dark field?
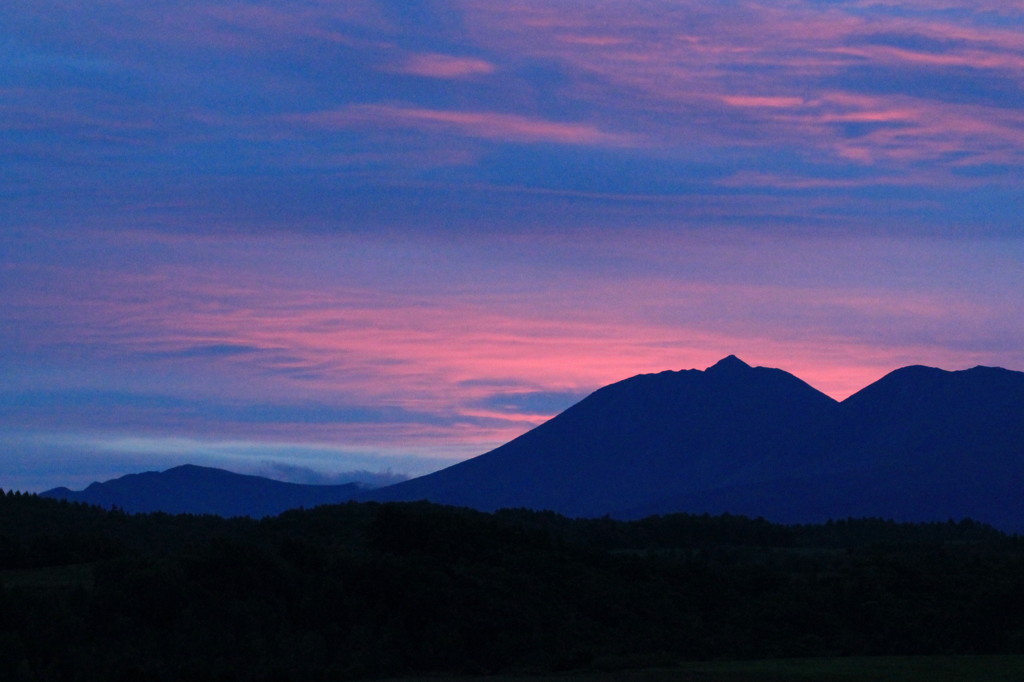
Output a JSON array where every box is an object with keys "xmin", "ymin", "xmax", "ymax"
[{"xmin": 386, "ymin": 656, "xmax": 1024, "ymax": 682}]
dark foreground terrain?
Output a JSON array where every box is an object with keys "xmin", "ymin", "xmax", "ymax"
[
  {"xmin": 385, "ymin": 656, "xmax": 1024, "ymax": 682},
  {"xmin": 3, "ymin": 491, "xmax": 1024, "ymax": 681},
  {"xmin": 382, "ymin": 655, "xmax": 1024, "ymax": 679}
]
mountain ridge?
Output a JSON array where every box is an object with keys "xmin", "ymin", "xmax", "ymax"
[
  {"xmin": 40, "ymin": 357, "xmax": 1024, "ymax": 530},
  {"xmin": 362, "ymin": 356, "xmax": 1024, "ymax": 530},
  {"xmin": 42, "ymin": 464, "xmax": 364, "ymax": 517},
  {"xmin": 362, "ymin": 356, "xmax": 838, "ymax": 515}
]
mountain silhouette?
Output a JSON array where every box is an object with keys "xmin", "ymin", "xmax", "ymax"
[
  {"xmin": 364, "ymin": 356, "xmax": 836, "ymax": 516},
  {"xmin": 364, "ymin": 356, "xmax": 1024, "ymax": 531},
  {"xmin": 41, "ymin": 464, "xmax": 363, "ymax": 517},
  {"xmin": 41, "ymin": 358, "xmax": 1024, "ymax": 529}
]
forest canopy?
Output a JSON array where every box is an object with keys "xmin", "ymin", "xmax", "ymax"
[{"xmin": 2, "ymin": 491, "xmax": 1023, "ymax": 681}]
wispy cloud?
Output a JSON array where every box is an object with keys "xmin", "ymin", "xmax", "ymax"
[
  {"xmin": 254, "ymin": 461, "xmax": 408, "ymax": 487},
  {"xmin": 388, "ymin": 52, "xmax": 496, "ymax": 78},
  {"xmin": 721, "ymin": 96, "xmax": 808, "ymax": 109},
  {"xmin": 459, "ymin": 0, "xmax": 1024, "ymax": 174},
  {"xmin": 7, "ymin": 229, "xmax": 1020, "ymax": 412},
  {"xmin": 285, "ymin": 104, "xmax": 636, "ymax": 146}
]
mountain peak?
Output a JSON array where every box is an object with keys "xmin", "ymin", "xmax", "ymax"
[{"xmin": 706, "ymin": 355, "xmax": 751, "ymax": 372}]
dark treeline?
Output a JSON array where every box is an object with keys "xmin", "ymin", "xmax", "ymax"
[{"xmin": 2, "ymin": 490, "xmax": 1024, "ymax": 681}]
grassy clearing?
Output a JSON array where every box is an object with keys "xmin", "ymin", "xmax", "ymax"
[{"xmin": 382, "ymin": 656, "xmax": 1024, "ymax": 682}]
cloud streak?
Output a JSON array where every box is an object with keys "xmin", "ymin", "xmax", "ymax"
[
  {"xmin": 286, "ymin": 105, "xmax": 635, "ymax": 146},
  {"xmin": 389, "ymin": 52, "xmax": 496, "ymax": 78},
  {"xmin": 458, "ymin": 0, "xmax": 1024, "ymax": 177}
]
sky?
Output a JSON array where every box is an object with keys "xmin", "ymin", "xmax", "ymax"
[{"xmin": 3, "ymin": 0, "xmax": 1024, "ymax": 492}]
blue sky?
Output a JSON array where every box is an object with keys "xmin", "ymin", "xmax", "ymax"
[{"xmin": 3, "ymin": 0, "xmax": 1024, "ymax": 491}]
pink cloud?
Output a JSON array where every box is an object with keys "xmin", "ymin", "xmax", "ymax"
[
  {"xmin": 286, "ymin": 105, "xmax": 636, "ymax": 146},
  {"xmin": 458, "ymin": 1, "xmax": 1024, "ymax": 169},
  {"xmin": 19, "ymin": 0, "xmax": 1024, "ymax": 179},
  {"xmin": 8, "ymin": 224, "xmax": 1024, "ymax": 470},
  {"xmin": 390, "ymin": 52, "xmax": 496, "ymax": 78},
  {"xmin": 832, "ymin": 44, "xmax": 1024, "ymax": 70},
  {"xmin": 722, "ymin": 95, "xmax": 807, "ymax": 109},
  {"xmin": 557, "ymin": 35, "xmax": 634, "ymax": 47},
  {"xmin": 16, "ymin": 229, "xmax": 1020, "ymax": 400},
  {"xmin": 815, "ymin": 95, "xmax": 1024, "ymax": 164}
]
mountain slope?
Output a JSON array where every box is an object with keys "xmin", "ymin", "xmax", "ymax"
[
  {"xmin": 365, "ymin": 356, "xmax": 1024, "ymax": 530},
  {"xmin": 41, "ymin": 464, "xmax": 362, "ymax": 517},
  {"xmin": 365, "ymin": 356, "xmax": 839, "ymax": 517},
  {"xmin": 825, "ymin": 363, "xmax": 1024, "ymax": 527}
]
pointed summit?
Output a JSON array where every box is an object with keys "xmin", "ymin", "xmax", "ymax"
[
  {"xmin": 365, "ymin": 354, "xmax": 836, "ymax": 517},
  {"xmin": 706, "ymin": 355, "xmax": 751, "ymax": 372}
]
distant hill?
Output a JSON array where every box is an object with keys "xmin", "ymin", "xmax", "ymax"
[
  {"xmin": 363, "ymin": 356, "xmax": 1024, "ymax": 531},
  {"xmin": 41, "ymin": 464, "xmax": 363, "ymax": 517}
]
